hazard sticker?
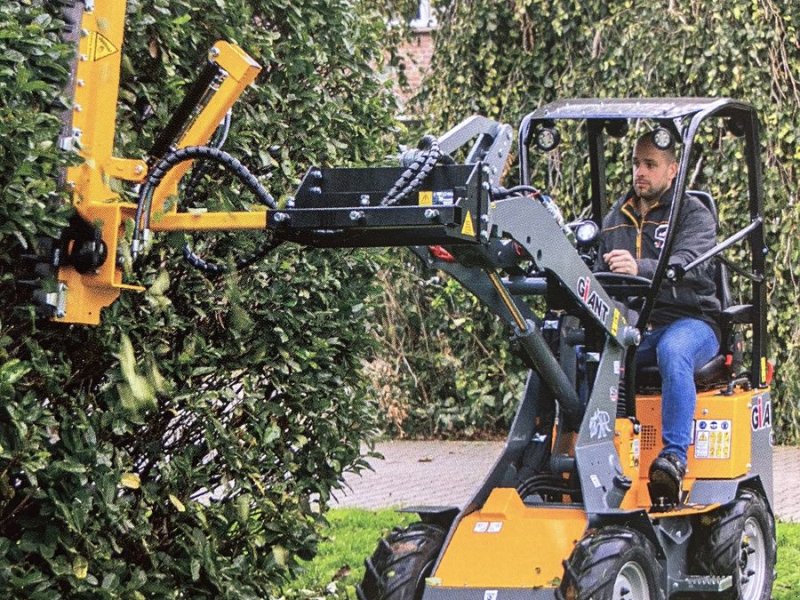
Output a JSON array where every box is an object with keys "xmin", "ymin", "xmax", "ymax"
[
  {"xmin": 461, "ymin": 211, "xmax": 476, "ymax": 236},
  {"xmin": 694, "ymin": 419, "xmax": 732, "ymax": 459},
  {"xmin": 86, "ymin": 31, "xmax": 118, "ymax": 61},
  {"xmin": 418, "ymin": 191, "xmax": 433, "ymax": 206}
]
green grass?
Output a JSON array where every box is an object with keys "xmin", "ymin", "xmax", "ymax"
[
  {"xmin": 278, "ymin": 510, "xmax": 800, "ymax": 598},
  {"xmin": 776, "ymin": 521, "xmax": 800, "ymax": 599}
]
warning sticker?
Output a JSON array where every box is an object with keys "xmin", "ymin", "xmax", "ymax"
[
  {"xmin": 86, "ymin": 31, "xmax": 118, "ymax": 61},
  {"xmin": 461, "ymin": 211, "xmax": 476, "ymax": 236},
  {"xmin": 418, "ymin": 191, "xmax": 433, "ymax": 206},
  {"xmin": 694, "ymin": 419, "xmax": 732, "ymax": 459}
]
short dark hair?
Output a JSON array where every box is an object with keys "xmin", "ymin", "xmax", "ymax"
[{"xmin": 635, "ymin": 131, "xmax": 677, "ymax": 163}]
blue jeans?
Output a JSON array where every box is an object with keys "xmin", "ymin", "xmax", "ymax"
[{"xmin": 636, "ymin": 318, "xmax": 720, "ymax": 464}]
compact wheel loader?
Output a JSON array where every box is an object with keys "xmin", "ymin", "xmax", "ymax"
[
  {"xmin": 40, "ymin": 2, "xmax": 774, "ymax": 599},
  {"xmin": 350, "ymin": 99, "xmax": 775, "ymax": 600}
]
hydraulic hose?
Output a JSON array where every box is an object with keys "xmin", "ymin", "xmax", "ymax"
[{"xmin": 132, "ymin": 145, "xmax": 278, "ymax": 274}]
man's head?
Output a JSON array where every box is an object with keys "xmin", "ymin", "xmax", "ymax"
[{"xmin": 632, "ymin": 132, "xmax": 678, "ymax": 201}]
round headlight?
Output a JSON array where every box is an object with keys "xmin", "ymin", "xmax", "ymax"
[
  {"xmin": 651, "ymin": 127, "xmax": 674, "ymax": 150},
  {"xmin": 534, "ymin": 127, "xmax": 561, "ymax": 152},
  {"xmin": 574, "ymin": 220, "xmax": 599, "ymax": 246}
]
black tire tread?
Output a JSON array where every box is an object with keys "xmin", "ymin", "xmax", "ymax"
[
  {"xmin": 691, "ymin": 489, "xmax": 776, "ymax": 600},
  {"xmin": 357, "ymin": 522, "xmax": 446, "ymax": 600},
  {"xmin": 558, "ymin": 526, "xmax": 665, "ymax": 600}
]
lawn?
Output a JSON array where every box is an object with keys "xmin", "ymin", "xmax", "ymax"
[{"xmin": 275, "ymin": 509, "xmax": 800, "ymax": 599}]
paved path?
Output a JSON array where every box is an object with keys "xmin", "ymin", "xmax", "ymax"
[{"xmin": 333, "ymin": 441, "xmax": 800, "ymax": 522}]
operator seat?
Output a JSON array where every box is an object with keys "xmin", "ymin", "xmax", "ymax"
[{"xmin": 635, "ymin": 191, "xmax": 751, "ymax": 393}]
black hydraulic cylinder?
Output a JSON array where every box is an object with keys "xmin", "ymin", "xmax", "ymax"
[
  {"xmin": 148, "ymin": 61, "xmax": 223, "ymax": 163},
  {"xmin": 513, "ymin": 319, "xmax": 582, "ymax": 419}
]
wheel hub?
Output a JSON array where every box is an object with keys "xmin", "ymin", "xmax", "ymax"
[
  {"xmin": 738, "ymin": 516, "xmax": 767, "ymax": 600},
  {"xmin": 613, "ymin": 560, "xmax": 650, "ymax": 600}
]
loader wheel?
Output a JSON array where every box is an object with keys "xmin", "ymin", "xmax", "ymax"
[
  {"xmin": 692, "ymin": 489, "xmax": 776, "ymax": 600},
  {"xmin": 558, "ymin": 526, "xmax": 664, "ymax": 600},
  {"xmin": 357, "ymin": 522, "xmax": 446, "ymax": 600}
]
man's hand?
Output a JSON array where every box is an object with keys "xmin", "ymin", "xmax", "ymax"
[{"xmin": 603, "ymin": 249, "xmax": 639, "ymax": 275}]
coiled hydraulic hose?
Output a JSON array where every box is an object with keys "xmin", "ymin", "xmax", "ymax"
[
  {"xmin": 133, "ymin": 145, "xmax": 278, "ymax": 275},
  {"xmin": 381, "ymin": 136, "xmax": 442, "ymax": 206}
]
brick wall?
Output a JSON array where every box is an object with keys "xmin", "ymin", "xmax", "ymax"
[{"xmin": 394, "ymin": 27, "xmax": 435, "ymax": 114}]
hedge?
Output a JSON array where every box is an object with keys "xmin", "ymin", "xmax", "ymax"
[{"xmin": 0, "ymin": 0, "xmax": 402, "ymax": 596}]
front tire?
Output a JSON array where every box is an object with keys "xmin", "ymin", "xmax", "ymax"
[
  {"xmin": 558, "ymin": 526, "xmax": 665, "ymax": 600},
  {"xmin": 692, "ymin": 489, "xmax": 776, "ymax": 600},
  {"xmin": 357, "ymin": 522, "xmax": 446, "ymax": 600}
]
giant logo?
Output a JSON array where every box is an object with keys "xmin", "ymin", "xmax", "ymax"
[
  {"xmin": 577, "ymin": 277, "xmax": 610, "ymax": 322},
  {"xmin": 751, "ymin": 394, "xmax": 772, "ymax": 431}
]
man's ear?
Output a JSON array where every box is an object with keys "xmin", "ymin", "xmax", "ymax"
[{"xmin": 667, "ymin": 161, "xmax": 678, "ymax": 180}]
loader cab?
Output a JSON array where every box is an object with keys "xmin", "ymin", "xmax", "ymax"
[{"xmin": 517, "ymin": 98, "xmax": 770, "ymax": 398}]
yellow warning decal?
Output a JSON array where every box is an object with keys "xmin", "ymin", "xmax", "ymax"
[
  {"xmin": 86, "ymin": 31, "xmax": 118, "ymax": 62},
  {"xmin": 461, "ymin": 211, "xmax": 476, "ymax": 237},
  {"xmin": 611, "ymin": 308, "xmax": 620, "ymax": 336},
  {"xmin": 418, "ymin": 191, "xmax": 433, "ymax": 206}
]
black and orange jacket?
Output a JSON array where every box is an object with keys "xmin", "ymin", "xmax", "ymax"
[{"xmin": 597, "ymin": 186, "xmax": 721, "ymax": 339}]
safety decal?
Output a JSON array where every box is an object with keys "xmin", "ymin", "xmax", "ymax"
[
  {"xmin": 589, "ymin": 408, "xmax": 612, "ymax": 440},
  {"xmin": 484, "ymin": 591, "xmax": 498, "ymax": 600},
  {"xmin": 86, "ymin": 31, "xmax": 118, "ymax": 62},
  {"xmin": 611, "ymin": 308, "xmax": 621, "ymax": 336},
  {"xmin": 609, "ymin": 386, "xmax": 618, "ymax": 403},
  {"xmin": 418, "ymin": 191, "xmax": 433, "ymax": 206},
  {"xmin": 473, "ymin": 521, "xmax": 503, "ymax": 533},
  {"xmin": 630, "ymin": 438, "xmax": 640, "ymax": 468},
  {"xmin": 694, "ymin": 419, "xmax": 731, "ymax": 459},
  {"xmin": 461, "ymin": 211, "xmax": 476, "ymax": 236},
  {"xmin": 577, "ymin": 277, "xmax": 610, "ymax": 322},
  {"xmin": 751, "ymin": 394, "xmax": 772, "ymax": 431}
]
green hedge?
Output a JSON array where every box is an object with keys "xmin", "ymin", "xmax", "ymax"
[
  {"xmin": 379, "ymin": 0, "xmax": 800, "ymax": 441},
  {"xmin": 0, "ymin": 1, "xmax": 401, "ymax": 596}
]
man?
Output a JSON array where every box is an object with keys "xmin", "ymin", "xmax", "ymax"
[{"xmin": 598, "ymin": 131, "xmax": 720, "ymax": 505}]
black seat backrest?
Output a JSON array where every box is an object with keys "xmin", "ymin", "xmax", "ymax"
[{"xmin": 686, "ymin": 190, "xmax": 731, "ymax": 310}]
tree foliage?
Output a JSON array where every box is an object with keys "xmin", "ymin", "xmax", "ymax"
[
  {"xmin": 390, "ymin": 0, "xmax": 800, "ymax": 441},
  {"xmin": 0, "ymin": 0, "xmax": 401, "ymax": 596}
]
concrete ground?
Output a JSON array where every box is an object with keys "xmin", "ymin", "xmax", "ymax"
[{"xmin": 333, "ymin": 441, "xmax": 800, "ymax": 522}]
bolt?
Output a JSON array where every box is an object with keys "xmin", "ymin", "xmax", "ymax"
[
  {"xmin": 492, "ymin": 166, "xmax": 498, "ymax": 175},
  {"xmin": 286, "ymin": 196, "xmax": 296, "ymax": 208},
  {"xmin": 73, "ymin": 104, "xmax": 82, "ymax": 112},
  {"xmin": 81, "ymin": 29, "xmax": 89, "ymax": 37},
  {"xmin": 273, "ymin": 212, "xmax": 290, "ymax": 223},
  {"xmin": 424, "ymin": 209, "xmax": 440, "ymax": 220},
  {"xmin": 480, "ymin": 230, "xmax": 490, "ymax": 242},
  {"xmin": 134, "ymin": 165, "xmax": 144, "ymax": 175},
  {"xmin": 77, "ymin": 79, "xmax": 85, "ymax": 87},
  {"xmin": 480, "ymin": 215, "xmax": 489, "ymax": 223},
  {"xmin": 497, "ymin": 149, "xmax": 503, "ymax": 157},
  {"xmin": 482, "ymin": 166, "xmax": 492, "ymax": 176},
  {"xmin": 80, "ymin": 54, "xmax": 88, "ymax": 62},
  {"xmin": 209, "ymin": 47, "xmax": 221, "ymax": 59},
  {"xmin": 360, "ymin": 194, "xmax": 370, "ymax": 206},
  {"xmin": 482, "ymin": 182, "xmax": 491, "ymax": 191},
  {"xmin": 349, "ymin": 210, "xmax": 365, "ymax": 222}
]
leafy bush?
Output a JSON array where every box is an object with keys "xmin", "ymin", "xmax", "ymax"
[
  {"xmin": 400, "ymin": 0, "xmax": 800, "ymax": 442},
  {"xmin": 0, "ymin": 0, "xmax": 402, "ymax": 596}
]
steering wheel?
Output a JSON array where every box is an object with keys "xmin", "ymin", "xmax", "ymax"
[{"xmin": 594, "ymin": 272, "xmax": 652, "ymax": 299}]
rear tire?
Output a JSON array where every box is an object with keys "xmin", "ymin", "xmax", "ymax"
[
  {"xmin": 558, "ymin": 526, "xmax": 665, "ymax": 600},
  {"xmin": 692, "ymin": 489, "xmax": 776, "ymax": 600},
  {"xmin": 357, "ymin": 522, "xmax": 446, "ymax": 600}
]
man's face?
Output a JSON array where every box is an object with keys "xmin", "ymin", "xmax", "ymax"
[{"xmin": 632, "ymin": 142, "xmax": 677, "ymax": 201}]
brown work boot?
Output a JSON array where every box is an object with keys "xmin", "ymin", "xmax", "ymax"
[{"xmin": 648, "ymin": 453, "xmax": 686, "ymax": 509}]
